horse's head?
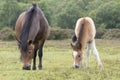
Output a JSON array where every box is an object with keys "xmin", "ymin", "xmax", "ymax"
[
  {"xmin": 19, "ymin": 40, "xmax": 35, "ymax": 70},
  {"xmin": 71, "ymin": 43, "xmax": 83, "ymax": 68}
]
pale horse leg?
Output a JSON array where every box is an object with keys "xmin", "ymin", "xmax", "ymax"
[
  {"xmin": 86, "ymin": 40, "xmax": 103, "ymax": 69},
  {"xmin": 86, "ymin": 43, "xmax": 91, "ymax": 69}
]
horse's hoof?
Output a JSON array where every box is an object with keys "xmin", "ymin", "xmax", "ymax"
[
  {"xmin": 22, "ymin": 65, "xmax": 31, "ymax": 70},
  {"xmin": 38, "ymin": 65, "xmax": 42, "ymax": 70},
  {"xmin": 39, "ymin": 67, "xmax": 42, "ymax": 70},
  {"xmin": 38, "ymin": 67, "xmax": 42, "ymax": 70},
  {"xmin": 32, "ymin": 67, "xmax": 36, "ymax": 70}
]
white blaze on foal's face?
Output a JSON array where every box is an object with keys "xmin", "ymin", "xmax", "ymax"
[
  {"xmin": 71, "ymin": 43, "xmax": 83, "ymax": 68},
  {"xmin": 73, "ymin": 51, "xmax": 78, "ymax": 58},
  {"xmin": 72, "ymin": 50, "xmax": 82, "ymax": 68}
]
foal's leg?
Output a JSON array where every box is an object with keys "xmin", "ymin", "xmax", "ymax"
[
  {"xmin": 38, "ymin": 39, "xmax": 45, "ymax": 70},
  {"xmin": 80, "ymin": 53, "xmax": 84, "ymax": 68},
  {"xmin": 86, "ymin": 43, "xmax": 91, "ymax": 69},
  {"xmin": 32, "ymin": 49, "xmax": 37, "ymax": 70},
  {"xmin": 91, "ymin": 40, "xmax": 103, "ymax": 69}
]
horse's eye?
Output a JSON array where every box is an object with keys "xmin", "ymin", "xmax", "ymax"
[
  {"xmin": 28, "ymin": 50, "xmax": 32, "ymax": 54},
  {"xmin": 78, "ymin": 55, "xmax": 80, "ymax": 57},
  {"xmin": 28, "ymin": 52, "xmax": 31, "ymax": 54}
]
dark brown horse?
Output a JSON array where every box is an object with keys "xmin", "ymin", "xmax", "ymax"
[{"xmin": 15, "ymin": 4, "xmax": 50, "ymax": 70}]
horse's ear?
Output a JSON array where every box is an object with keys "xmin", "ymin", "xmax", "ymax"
[
  {"xmin": 28, "ymin": 40, "xmax": 33, "ymax": 45},
  {"xmin": 16, "ymin": 37, "xmax": 21, "ymax": 44}
]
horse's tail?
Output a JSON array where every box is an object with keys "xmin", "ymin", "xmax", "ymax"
[
  {"xmin": 20, "ymin": 4, "xmax": 37, "ymax": 51},
  {"xmin": 72, "ymin": 34, "xmax": 77, "ymax": 42}
]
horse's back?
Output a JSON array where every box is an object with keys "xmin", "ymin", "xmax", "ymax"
[
  {"xmin": 31, "ymin": 7, "xmax": 49, "ymax": 41},
  {"xmin": 15, "ymin": 12, "xmax": 26, "ymax": 41},
  {"xmin": 15, "ymin": 6, "xmax": 49, "ymax": 42}
]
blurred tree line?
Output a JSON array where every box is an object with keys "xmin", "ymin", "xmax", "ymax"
[{"xmin": 0, "ymin": 0, "xmax": 120, "ymax": 29}]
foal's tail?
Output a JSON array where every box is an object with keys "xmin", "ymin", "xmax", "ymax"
[{"xmin": 72, "ymin": 34, "xmax": 77, "ymax": 42}]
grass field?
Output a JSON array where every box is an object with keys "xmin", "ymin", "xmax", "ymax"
[{"xmin": 0, "ymin": 39, "xmax": 120, "ymax": 80}]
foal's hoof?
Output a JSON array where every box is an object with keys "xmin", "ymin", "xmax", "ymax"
[
  {"xmin": 22, "ymin": 65, "xmax": 31, "ymax": 70},
  {"xmin": 98, "ymin": 64, "xmax": 104, "ymax": 70}
]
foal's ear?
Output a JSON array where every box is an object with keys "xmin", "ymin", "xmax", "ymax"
[
  {"xmin": 70, "ymin": 43, "xmax": 75, "ymax": 49},
  {"xmin": 77, "ymin": 43, "xmax": 82, "ymax": 49}
]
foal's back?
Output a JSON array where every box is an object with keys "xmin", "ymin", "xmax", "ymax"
[{"xmin": 75, "ymin": 17, "xmax": 96, "ymax": 48}]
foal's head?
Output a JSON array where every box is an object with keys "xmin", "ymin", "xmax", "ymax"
[
  {"xmin": 19, "ymin": 40, "xmax": 35, "ymax": 70},
  {"xmin": 71, "ymin": 43, "xmax": 83, "ymax": 68}
]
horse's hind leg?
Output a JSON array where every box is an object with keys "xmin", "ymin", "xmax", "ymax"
[
  {"xmin": 91, "ymin": 40, "xmax": 103, "ymax": 69},
  {"xmin": 38, "ymin": 39, "xmax": 45, "ymax": 70},
  {"xmin": 32, "ymin": 50, "xmax": 37, "ymax": 70}
]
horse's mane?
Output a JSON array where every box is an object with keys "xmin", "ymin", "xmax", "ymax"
[
  {"xmin": 75, "ymin": 18, "xmax": 85, "ymax": 49},
  {"xmin": 20, "ymin": 4, "xmax": 37, "ymax": 52}
]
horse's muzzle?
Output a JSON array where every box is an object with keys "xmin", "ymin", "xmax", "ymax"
[{"xmin": 22, "ymin": 65, "xmax": 31, "ymax": 70}]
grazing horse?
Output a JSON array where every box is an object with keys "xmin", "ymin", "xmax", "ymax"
[
  {"xmin": 71, "ymin": 17, "xmax": 103, "ymax": 69},
  {"xmin": 15, "ymin": 4, "xmax": 50, "ymax": 70}
]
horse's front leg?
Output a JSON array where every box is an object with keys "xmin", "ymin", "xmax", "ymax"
[
  {"xmin": 38, "ymin": 40, "xmax": 45, "ymax": 70},
  {"xmin": 32, "ymin": 50, "xmax": 37, "ymax": 70}
]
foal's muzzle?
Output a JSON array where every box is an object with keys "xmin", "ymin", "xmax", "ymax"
[
  {"xmin": 75, "ymin": 65, "xmax": 79, "ymax": 68},
  {"xmin": 73, "ymin": 64, "xmax": 79, "ymax": 69}
]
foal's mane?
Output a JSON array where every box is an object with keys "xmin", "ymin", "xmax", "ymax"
[
  {"xmin": 20, "ymin": 4, "xmax": 37, "ymax": 52},
  {"xmin": 75, "ymin": 18, "xmax": 85, "ymax": 49}
]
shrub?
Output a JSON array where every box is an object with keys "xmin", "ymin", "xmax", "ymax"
[
  {"xmin": 48, "ymin": 29, "xmax": 74, "ymax": 40},
  {"xmin": 102, "ymin": 29, "xmax": 120, "ymax": 40},
  {"xmin": 48, "ymin": 28, "xmax": 120, "ymax": 40},
  {"xmin": 96, "ymin": 29, "xmax": 107, "ymax": 39},
  {"xmin": 0, "ymin": 27, "xmax": 119, "ymax": 41},
  {"xmin": 0, "ymin": 27, "xmax": 15, "ymax": 41}
]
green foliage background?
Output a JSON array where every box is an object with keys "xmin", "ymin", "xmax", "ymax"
[{"xmin": 0, "ymin": 0, "xmax": 120, "ymax": 29}]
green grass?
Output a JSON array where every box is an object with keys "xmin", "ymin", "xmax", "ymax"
[{"xmin": 0, "ymin": 39, "xmax": 120, "ymax": 80}]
